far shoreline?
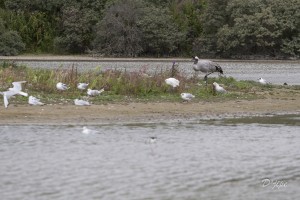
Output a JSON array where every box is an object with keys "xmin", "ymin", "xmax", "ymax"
[{"xmin": 0, "ymin": 55, "xmax": 299, "ymax": 63}]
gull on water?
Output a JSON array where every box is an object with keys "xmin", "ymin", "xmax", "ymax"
[
  {"xmin": 192, "ymin": 56, "xmax": 223, "ymax": 85},
  {"xmin": 213, "ymin": 82, "xmax": 227, "ymax": 93},
  {"xmin": 181, "ymin": 93, "xmax": 195, "ymax": 101},
  {"xmin": 82, "ymin": 126, "xmax": 92, "ymax": 134},
  {"xmin": 1, "ymin": 81, "xmax": 28, "ymax": 108},
  {"xmin": 165, "ymin": 78, "xmax": 180, "ymax": 88},
  {"xmin": 77, "ymin": 83, "xmax": 89, "ymax": 90},
  {"xmin": 56, "ymin": 82, "xmax": 69, "ymax": 91},
  {"xmin": 87, "ymin": 88, "xmax": 104, "ymax": 96},
  {"xmin": 149, "ymin": 137, "xmax": 157, "ymax": 143},
  {"xmin": 74, "ymin": 99, "xmax": 90, "ymax": 106},
  {"xmin": 28, "ymin": 96, "xmax": 45, "ymax": 106},
  {"xmin": 258, "ymin": 78, "xmax": 267, "ymax": 85},
  {"xmin": 82, "ymin": 126, "xmax": 99, "ymax": 134}
]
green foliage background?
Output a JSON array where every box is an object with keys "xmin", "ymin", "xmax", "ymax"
[{"xmin": 0, "ymin": 0, "xmax": 299, "ymax": 58}]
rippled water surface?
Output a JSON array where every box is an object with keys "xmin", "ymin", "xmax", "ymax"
[
  {"xmin": 1, "ymin": 115, "xmax": 299, "ymax": 200},
  {"xmin": 16, "ymin": 60, "xmax": 300, "ymax": 85}
]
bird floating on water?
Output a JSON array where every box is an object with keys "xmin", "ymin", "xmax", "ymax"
[
  {"xmin": 28, "ymin": 96, "xmax": 45, "ymax": 106},
  {"xmin": 56, "ymin": 82, "xmax": 69, "ymax": 91},
  {"xmin": 181, "ymin": 93, "xmax": 195, "ymax": 101},
  {"xmin": 87, "ymin": 88, "xmax": 104, "ymax": 96},
  {"xmin": 192, "ymin": 56, "xmax": 223, "ymax": 85},
  {"xmin": 77, "ymin": 83, "xmax": 89, "ymax": 90},
  {"xmin": 212, "ymin": 82, "xmax": 227, "ymax": 94},
  {"xmin": 74, "ymin": 99, "xmax": 90, "ymax": 106},
  {"xmin": 165, "ymin": 78, "xmax": 180, "ymax": 88},
  {"xmin": 0, "ymin": 81, "xmax": 28, "ymax": 108},
  {"xmin": 258, "ymin": 78, "xmax": 267, "ymax": 85},
  {"xmin": 149, "ymin": 137, "xmax": 157, "ymax": 143}
]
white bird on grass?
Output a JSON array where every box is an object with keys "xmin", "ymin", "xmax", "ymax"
[
  {"xmin": 258, "ymin": 78, "xmax": 267, "ymax": 85},
  {"xmin": 87, "ymin": 88, "xmax": 104, "ymax": 96},
  {"xmin": 56, "ymin": 82, "xmax": 69, "ymax": 91},
  {"xmin": 0, "ymin": 81, "xmax": 28, "ymax": 108},
  {"xmin": 181, "ymin": 93, "xmax": 195, "ymax": 101},
  {"xmin": 165, "ymin": 78, "xmax": 180, "ymax": 88},
  {"xmin": 77, "ymin": 83, "xmax": 89, "ymax": 90},
  {"xmin": 74, "ymin": 99, "xmax": 90, "ymax": 106},
  {"xmin": 192, "ymin": 56, "xmax": 224, "ymax": 85},
  {"xmin": 28, "ymin": 96, "xmax": 45, "ymax": 106},
  {"xmin": 212, "ymin": 82, "xmax": 227, "ymax": 94}
]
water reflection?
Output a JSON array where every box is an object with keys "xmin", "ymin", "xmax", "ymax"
[{"xmin": 0, "ymin": 115, "xmax": 299, "ymax": 200}]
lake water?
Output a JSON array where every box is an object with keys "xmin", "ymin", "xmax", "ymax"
[
  {"xmin": 1, "ymin": 115, "xmax": 299, "ymax": 200},
  {"xmin": 14, "ymin": 60, "xmax": 300, "ymax": 85}
]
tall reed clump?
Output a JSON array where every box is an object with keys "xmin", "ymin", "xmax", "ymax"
[{"xmin": 0, "ymin": 62, "xmax": 264, "ymax": 102}]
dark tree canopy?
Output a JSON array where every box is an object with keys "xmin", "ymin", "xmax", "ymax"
[{"xmin": 0, "ymin": 0, "xmax": 298, "ymax": 58}]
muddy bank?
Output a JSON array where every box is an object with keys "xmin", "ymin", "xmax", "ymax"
[{"xmin": 1, "ymin": 97, "xmax": 299, "ymax": 125}]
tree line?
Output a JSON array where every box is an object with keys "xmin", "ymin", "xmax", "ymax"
[{"xmin": 0, "ymin": 0, "xmax": 299, "ymax": 58}]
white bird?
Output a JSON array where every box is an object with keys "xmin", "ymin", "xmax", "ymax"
[
  {"xmin": 0, "ymin": 90, "xmax": 18, "ymax": 108},
  {"xmin": 192, "ymin": 56, "xmax": 223, "ymax": 85},
  {"xmin": 87, "ymin": 88, "xmax": 104, "ymax": 96},
  {"xmin": 212, "ymin": 82, "xmax": 227, "ymax": 93},
  {"xmin": 74, "ymin": 99, "xmax": 90, "ymax": 106},
  {"xmin": 258, "ymin": 78, "xmax": 267, "ymax": 85},
  {"xmin": 8, "ymin": 81, "xmax": 28, "ymax": 97},
  {"xmin": 0, "ymin": 81, "xmax": 28, "ymax": 108},
  {"xmin": 165, "ymin": 78, "xmax": 180, "ymax": 88},
  {"xmin": 82, "ymin": 126, "xmax": 92, "ymax": 134},
  {"xmin": 149, "ymin": 137, "xmax": 157, "ymax": 143},
  {"xmin": 77, "ymin": 83, "xmax": 89, "ymax": 90},
  {"xmin": 181, "ymin": 93, "xmax": 195, "ymax": 101},
  {"xmin": 28, "ymin": 96, "xmax": 45, "ymax": 106},
  {"xmin": 56, "ymin": 82, "xmax": 69, "ymax": 91}
]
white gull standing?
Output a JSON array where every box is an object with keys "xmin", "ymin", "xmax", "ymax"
[
  {"xmin": 56, "ymin": 82, "xmax": 69, "ymax": 91},
  {"xmin": 165, "ymin": 78, "xmax": 180, "ymax": 88},
  {"xmin": 212, "ymin": 82, "xmax": 227, "ymax": 94},
  {"xmin": 74, "ymin": 99, "xmax": 90, "ymax": 106},
  {"xmin": 181, "ymin": 93, "xmax": 195, "ymax": 101},
  {"xmin": 87, "ymin": 88, "xmax": 104, "ymax": 96},
  {"xmin": 258, "ymin": 78, "xmax": 267, "ymax": 85},
  {"xmin": 77, "ymin": 83, "xmax": 89, "ymax": 90},
  {"xmin": 28, "ymin": 96, "xmax": 45, "ymax": 106}
]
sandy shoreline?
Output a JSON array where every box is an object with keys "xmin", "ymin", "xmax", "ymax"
[{"xmin": 1, "ymin": 97, "xmax": 299, "ymax": 125}]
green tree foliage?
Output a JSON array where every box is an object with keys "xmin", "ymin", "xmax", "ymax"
[
  {"xmin": 93, "ymin": 0, "xmax": 185, "ymax": 56},
  {"xmin": 0, "ymin": 0, "xmax": 298, "ymax": 58},
  {"xmin": 197, "ymin": 0, "xmax": 300, "ymax": 58},
  {"xmin": 0, "ymin": 17, "xmax": 25, "ymax": 55},
  {"xmin": 138, "ymin": 4, "xmax": 185, "ymax": 56},
  {"xmin": 93, "ymin": 0, "xmax": 143, "ymax": 56}
]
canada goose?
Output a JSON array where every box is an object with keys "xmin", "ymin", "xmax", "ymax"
[{"xmin": 192, "ymin": 56, "xmax": 223, "ymax": 85}]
